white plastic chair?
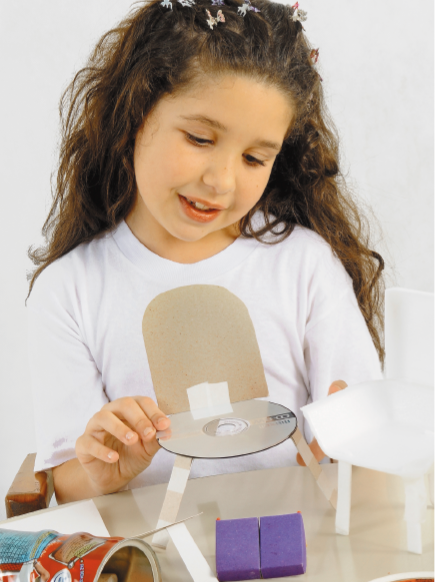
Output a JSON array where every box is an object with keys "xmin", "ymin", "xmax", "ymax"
[
  {"xmin": 385, "ymin": 288, "xmax": 434, "ymax": 386},
  {"xmin": 385, "ymin": 288, "xmax": 434, "ymax": 551},
  {"xmin": 302, "ymin": 287, "xmax": 434, "ymax": 554}
]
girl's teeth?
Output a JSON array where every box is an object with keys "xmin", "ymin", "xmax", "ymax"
[
  {"xmin": 194, "ymin": 201, "xmax": 210, "ymax": 210},
  {"xmin": 184, "ymin": 196, "xmax": 218, "ymax": 211},
  {"xmin": 186, "ymin": 197, "xmax": 210, "ymax": 210}
]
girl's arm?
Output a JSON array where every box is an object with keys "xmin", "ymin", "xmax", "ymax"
[
  {"xmin": 53, "ymin": 396, "xmax": 170, "ymax": 504},
  {"xmin": 52, "ymin": 458, "xmax": 102, "ymax": 503},
  {"xmin": 27, "ymin": 259, "xmax": 171, "ymax": 496}
]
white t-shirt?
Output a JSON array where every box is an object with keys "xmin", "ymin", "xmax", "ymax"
[{"xmin": 27, "ymin": 219, "xmax": 382, "ymax": 487}]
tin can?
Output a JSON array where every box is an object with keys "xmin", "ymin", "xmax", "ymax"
[{"xmin": 0, "ymin": 529, "xmax": 161, "ymax": 582}]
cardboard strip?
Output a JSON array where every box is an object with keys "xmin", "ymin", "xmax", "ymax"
[
  {"xmin": 153, "ymin": 381, "xmax": 231, "ymax": 549},
  {"xmin": 187, "ymin": 381, "xmax": 233, "ymax": 420},
  {"xmin": 291, "ymin": 427, "xmax": 337, "ymax": 509},
  {"xmin": 152, "ymin": 455, "xmax": 193, "ymax": 549},
  {"xmin": 335, "ymin": 460, "xmax": 352, "ymax": 535},
  {"xmin": 168, "ymin": 522, "xmax": 218, "ymax": 581}
]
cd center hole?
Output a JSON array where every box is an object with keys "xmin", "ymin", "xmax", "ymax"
[
  {"xmin": 216, "ymin": 421, "xmax": 238, "ymax": 436},
  {"xmin": 203, "ymin": 417, "xmax": 249, "ymax": 437}
]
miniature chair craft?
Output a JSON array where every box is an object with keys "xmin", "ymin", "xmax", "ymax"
[{"xmin": 142, "ymin": 285, "xmax": 337, "ymax": 549}]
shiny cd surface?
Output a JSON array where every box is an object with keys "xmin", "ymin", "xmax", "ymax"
[{"xmin": 157, "ymin": 400, "xmax": 297, "ymax": 458}]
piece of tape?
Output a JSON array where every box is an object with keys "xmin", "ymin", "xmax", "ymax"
[
  {"xmin": 291, "ymin": 427, "xmax": 337, "ymax": 509},
  {"xmin": 187, "ymin": 381, "xmax": 233, "ymax": 420},
  {"xmin": 152, "ymin": 455, "xmax": 193, "ymax": 549},
  {"xmin": 167, "ymin": 522, "xmax": 218, "ymax": 581}
]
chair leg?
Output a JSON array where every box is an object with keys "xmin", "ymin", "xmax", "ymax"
[
  {"xmin": 427, "ymin": 464, "xmax": 434, "ymax": 507},
  {"xmin": 152, "ymin": 455, "xmax": 193, "ymax": 550},
  {"xmin": 403, "ymin": 474, "xmax": 427, "ymax": 554},
  {"xmin": 406, "ymin": 521, "xmax": 422, "ymax": 555},
  {"xmin": 335, "ymin": 461, "xmax": 352, "ymax": 535}
]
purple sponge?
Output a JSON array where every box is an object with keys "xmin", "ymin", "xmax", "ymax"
[
  {"xmin": 215, "ymin": 517, "xmax": 261, "ymax": 581},
  {"xmin": 260, "ymin": 513, "xmax": 307, "ymax": 578}
]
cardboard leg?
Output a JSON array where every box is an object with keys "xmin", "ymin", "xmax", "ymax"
[
  {"xmin": 335, "ymin": 461, "xmax": 352, "ymax": 535},
  {"xmin": 291, "ymin": 428, "xmax": 337, "ymax": 509},
  {"xmin": 403, "ymin": 474, "xmax": 427, "ymax": 554},
  {"xmin": 152, "ymin": 455, "xmax": 193, "ymax": 549},
  {"xmin": 427, "ymin": 464, "xmax": 434, "ymax": 507}
]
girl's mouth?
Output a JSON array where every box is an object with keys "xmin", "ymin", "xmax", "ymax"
[{"xmin": 178, "ymin": 194, "xmax": 223, "ymax": 223}]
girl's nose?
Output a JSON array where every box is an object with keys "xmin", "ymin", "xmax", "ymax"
[{"xmin": 201, "ymin": 153, "xmax": 237, "ymax": 195}]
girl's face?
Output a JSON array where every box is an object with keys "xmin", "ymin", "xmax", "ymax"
[{"xmin": 127, "ymin": 74, "xmax": 293, "ymax": 262}]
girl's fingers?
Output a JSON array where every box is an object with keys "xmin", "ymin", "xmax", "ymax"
[
  {"xmin": 328, "ymin": 379, "xmax": 348, "ymax": 395},
  {"xmin": 308, "ymin": 437, "xmax": 324, "ymax": 461},
  {"xmin": 102, "ymin": 397, "xmax": 169, "ymax": 443},
  {"xmin": 133, "ymin": 396, "xmax": 171, "ymax": 432},
  {"xmin": 296, "ymin": 453, "xmax": 304, "ymax": 466},
  {"xmin": 86, "ymin": 409, "xmax": 140, "ymax": 446},
  {"xmin": 76, "ymin": 433, "xmax": 119, "ymax": 464},
  {"xmin": 295, "ymin": 438, "xmax": 324, "ymax": 466},
  {"xmin": 101, "ymin": 398, "xmax": 155, "ymax": 442},
  {"xmin": 141, "ymin": 434, "xmax": 163, "ymax": 458}
]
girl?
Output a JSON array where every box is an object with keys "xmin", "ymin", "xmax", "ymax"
[{"xmin": 27, "ymin": 0, "xmax": 384, "ymax": 504}]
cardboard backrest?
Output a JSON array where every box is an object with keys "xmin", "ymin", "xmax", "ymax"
[{"xmin": 142, "ymin": 285, "xmax": 269, "ymax": 414}]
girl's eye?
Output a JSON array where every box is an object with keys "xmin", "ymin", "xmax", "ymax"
[
  {"xmin": 185, "ymin": 133, "xmax": 266, "ymax": 167},
  {"xmin": 244, "ymin": 154, "xmax": 265, "ymax": 167},
  {"xmin": 186, "ymin": 133, "xmax": 211, "ymax": 146}
]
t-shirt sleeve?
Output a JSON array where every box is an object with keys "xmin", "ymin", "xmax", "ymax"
[
  {"xmin": 302, "ymin": 242, "xmax": 383, "ymax": 405},
  {"xmin": 27, "ymin": 264, "xmax": 109, "ymax": 471}
]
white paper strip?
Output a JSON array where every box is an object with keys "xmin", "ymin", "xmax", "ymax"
[
  {"xmin": 187, "ymin": 381, "xmax": 233, "ymax": 420},
  {"xmin": 403, "ymin": 474, "xmax": 428, "ymax": 554},
  {"xmin": 152, "ymin": 520, "xmax": 171, "ymax": 548},
  {"xmin": 168, "ymin": 522, "xmax": 218, "ymax": 581},
  {"xmin": 335, "ymin": 460, "xmax": 352, "ymax": 535}
]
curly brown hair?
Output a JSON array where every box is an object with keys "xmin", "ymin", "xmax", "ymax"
[{"xmin": 28, "ymin": 0, "xmax": 385, "ymax": 362}]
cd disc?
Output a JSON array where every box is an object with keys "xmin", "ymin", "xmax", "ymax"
[{"xmin": 157, "ymin": 400, "xmax": 297, "ymax": 458}]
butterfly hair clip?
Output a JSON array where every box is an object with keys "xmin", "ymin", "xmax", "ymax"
[
  {"xmin": 211, "ymin": 0, "xmax": 225, "ymax": 5},
  {"xmin": 291, "ymin": 2, "xmax": 307, "ymax": 23},
  {"xmin": 310, "ymin": 48, "xmax": 319, "ymax": 64},
  {"xmin": 161, "ymin": 0, "xmax": 195, "ymax": 8},
  {"xmin": 205, "ymin": 8, "xmax": 225, "ymax": 29},
  {"xmin": 237, "ymin": 0, "xmax": 260, "ymax": 16},
  {"xmin": 309, "ymin": 48, "xmax": 322, "ymax": 81}
]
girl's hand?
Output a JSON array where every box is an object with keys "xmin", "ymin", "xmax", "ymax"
[
  {"xmin": 75, "ymin": 396, "xmax": 171, "ymax": 495},
  {"xmin": 296, "ymin": 380, "xmax": 347, "ymax": 466}
]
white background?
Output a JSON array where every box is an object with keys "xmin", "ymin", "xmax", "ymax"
[{"xmin": 0, "ymin": 1, "xmax": 433, "ymax": 521}]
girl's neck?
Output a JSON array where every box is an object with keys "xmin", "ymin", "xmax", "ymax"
[{"xmin": 125, "ymin": 197, "xmax": 239, "ymax": 264}]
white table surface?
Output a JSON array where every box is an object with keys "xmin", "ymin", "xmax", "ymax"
[{"xmin": 2, "ymin": 464, "xmax": 434, "ymax": 581}]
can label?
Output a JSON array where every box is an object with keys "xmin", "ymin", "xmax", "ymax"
[
  {"xmin": 48, "ymin": 534, "xmax": 107, "ymax": 569},
  {"xmin": 0, "ymin": 529, "xmax": 122, "ymax": 582}
]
